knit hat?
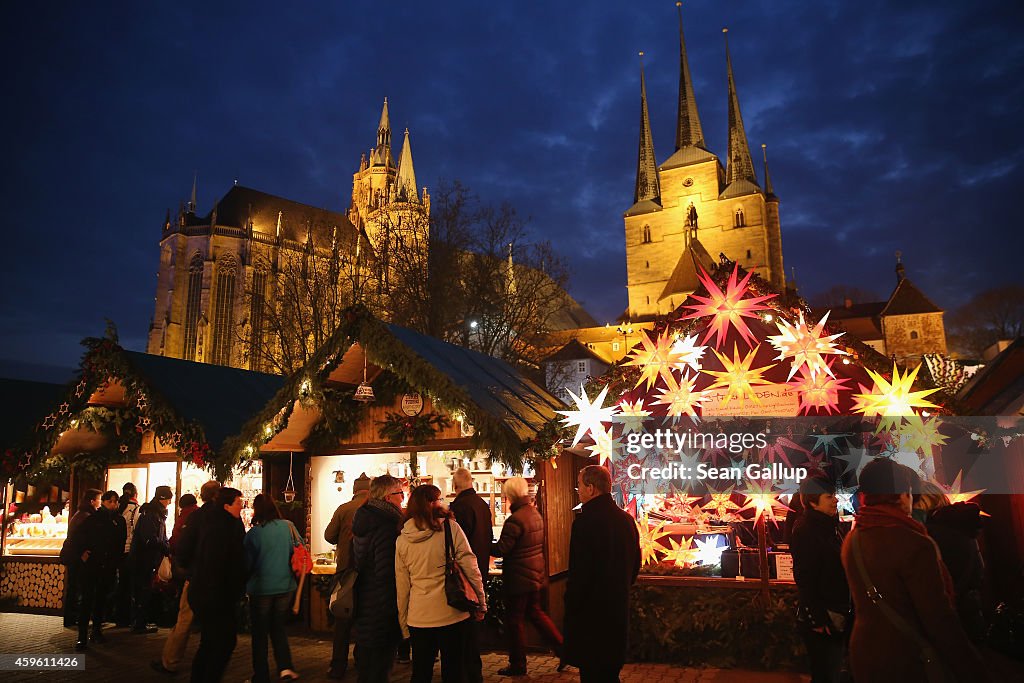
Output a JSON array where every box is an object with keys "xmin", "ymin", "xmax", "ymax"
[
  {"xmin": 859, "ymin": 458, "xmax": 919, "ymax": 496},
  {"xmin": 352, "ymin": 473, "xmax": 371, "ymax": 493},
  {"xmin": 179, "ymin": 493, "xmax": 197, "ymax": 508},
  {"xmin": 154, "ymin": 485, "xmax": 174, "ymax": 501}
]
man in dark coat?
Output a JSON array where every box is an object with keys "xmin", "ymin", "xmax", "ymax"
[
  {"xmin": 351, "ymin": 474, "xmax": 404, "ymax": 683},
  {"xmin": 130, "ymin": 485, "xmax": 172, "ymax": 634},
  {"xmin": 492, "ymin": 476, "xmax": 562, "ymax": 676},
  {"xmin": 841, "ymin": 459, "xmax": 990, "ymax": 683},
  {"xmin": 449, "ymin": 467, "xmax": 492, "ymax": 682},
  {"xmin": 61, "ymin": 488, "xmax": 101, "ymax": 633},
  {"xmin": 71, "ymin": 490, "xmax": 121, "ymax": 649},
  {"xmin": 791, "ymin": 475, "xmax": 848, "ymax": 683},
  {"xmin": 187, "ymin": 487, "xmax": 247, "ymax": 683},
  {"xmin": 325, "ymin": 472, "xmax": 371, "ymax": 679},
  {"xmin": 153, "ymin": 480, "xmax": 221, "ymax": 676},
  {"xmin": 563, "ymin": 465, "xmax": 640, "ymax": 683}
]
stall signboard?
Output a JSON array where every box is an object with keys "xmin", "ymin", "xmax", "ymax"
[
  {"xmin": 700, "ymin": 383, "xmax": 801, "ymax": 418},
  {"xmin": 774, "ymin": 553, "xmax": 795, "ymax": 582},
  {"xmin": 401, "ymin": 393, "xmax": 424, "ymax": 416}
]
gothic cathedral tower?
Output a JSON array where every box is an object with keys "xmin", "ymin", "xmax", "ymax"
[{"xmin": 624, "ymin": 7, "xmax": 784, "ymax": 321}]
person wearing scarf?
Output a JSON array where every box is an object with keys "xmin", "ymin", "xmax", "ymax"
[{"xmin": 841, "ymin": 458, "xmax": 989, "ymax": 683}]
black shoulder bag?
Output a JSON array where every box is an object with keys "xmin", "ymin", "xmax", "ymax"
[
  {"xmin": 443, "ymin": 519, "xmax": 479, "ymax": 613},
  {"xmin": 849, "ymin": 531, "xmax": 954, "ymax": 683}
]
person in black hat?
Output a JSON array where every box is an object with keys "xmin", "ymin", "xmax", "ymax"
[
  {"xmin": 130, "ymin": 485, "xmax": 173, "ymax": 634},
  {"xmin": 325, "ymin": 472, "xmax": 371, "ymax": 679}
]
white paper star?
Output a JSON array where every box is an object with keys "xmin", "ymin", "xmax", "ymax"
[{"xmin": 556, "ymin": 384, "xmax": 620, "ymax": 448}]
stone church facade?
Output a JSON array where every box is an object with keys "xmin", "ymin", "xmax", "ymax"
[
  {"xmin": 624, "ymin": 13, "xmax": 784, "ymax": 321},
  {"xmin": 146, "ymin": 100, "xmax": 426, "ymax": 370}
]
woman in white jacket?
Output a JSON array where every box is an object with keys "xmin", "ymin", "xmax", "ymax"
[{"xmin": 395, "ymin": 484, "xmax": 487, "ymax": 683}]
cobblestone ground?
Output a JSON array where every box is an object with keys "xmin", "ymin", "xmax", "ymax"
[{"xmin": 0, "ymin": 613, "xmax": 807, "ymax": 682}]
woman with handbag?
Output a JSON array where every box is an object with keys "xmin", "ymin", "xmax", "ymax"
[
  {"xmin": 395, "ymin": 484, "xmax": 487, "ymax": 683},
  {"xmin": 244, "ymin": 494, "xmax": 300, "ymax": 682}
]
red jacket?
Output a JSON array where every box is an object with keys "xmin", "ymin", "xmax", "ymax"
[{"xmin": 169, "ymin": 504, "xmax": 197, "ymax": 556}]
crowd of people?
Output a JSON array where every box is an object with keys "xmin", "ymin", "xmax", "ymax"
[
  {"xmin": 56, "ymin": 464, "xmax": 641, "ymax": 683},
  {"xmin": 790, "ymin": 458, "xmax": 993, "ymax": 683}
]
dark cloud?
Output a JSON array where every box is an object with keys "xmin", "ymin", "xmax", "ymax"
[{"xmin": 1, "ymin": 1, "xmax": 1022, "ymax": 366}]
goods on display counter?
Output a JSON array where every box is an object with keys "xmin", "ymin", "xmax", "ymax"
[{"xmin": 4, "ymin": 505, "xmax": 68, "ymax": 556}]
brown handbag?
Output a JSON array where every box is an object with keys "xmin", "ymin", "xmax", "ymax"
[{"xmin": 443, "ymin": 519, "xmax": 479, "ymax": 613}]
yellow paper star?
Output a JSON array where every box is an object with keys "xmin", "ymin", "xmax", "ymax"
[
  {"xmin": 942, "ymin": 471, "xmax": 985, "ymax": 504},
  {"xmin": 852, "ymin": 364, "xmax": 940, "ymax": 417},
  {"xmin": 897, "ymin": 416, "xmax": 949, "ymax": 456},
  {"xmin": 790, "ymin": 361, "xmax": 849, "ymax": 415},
  {"xmin": 703, "ymin": 488, "xmax": 740, "ymax": 519},
  {"xmin": 663, "ymin": 536, "xmax": 700, "ymax": 568},
  {"xmin": 768, "ymin": 311, "xmax": 848, "ymax": 380},
  {"xmin": 617, "ymin": 399, "xmax": 650, "ymax": 435},
  {"xmin": 636, "ymin": 514, "xmax": 670, "ymax": 566},
  {"xmin": 703, "ymin": 344, "xmax": 774, "ymax": 407},
  {"xmin": 556, "ymin": 384, "xmax": 620, "ymax": 448},
  {"xmin": 585, "ymin": 426, "xmax": 621, "ymax": 466},
  {"xmin": 624, "ymin": 328, "xmax": 684, "ymax": 391},
  {"xmin": 653, "ymin": 371, "xmax": 706, "ymax": 417},
  {"xmin": 679, "ymin": 264, "xmax": 776, "ymax": 349},
  {"xmin": 739, "ymin": 479, "xmax": 790, "ymax": 524}
]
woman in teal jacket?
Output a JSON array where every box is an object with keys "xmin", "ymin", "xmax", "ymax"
[{"xmin": 244, "ymin": 495, "xmax": 299, "ymax": 682}]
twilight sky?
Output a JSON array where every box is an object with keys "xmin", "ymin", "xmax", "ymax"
[{"xmin": 2, "ymin": 1, "xmax": 1022, "ymax": 370}]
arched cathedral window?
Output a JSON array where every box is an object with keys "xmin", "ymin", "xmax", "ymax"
[
  {"xmin": 249, "ymin": 266, "xmax": 269, "ymax": 371},
  {"xmin": 734, "ymin": 208, "xmax": 745, "ymax": 228},
  {"xmin": 183, "ymin": 252, "xmax": 204, "ymax": 361},
  {"xmin": 910, "ymin": 330, "xmax": 919, "ymax": 340},
  {"xmin": 210, "ymin": 253, "xmax": 238, "ymax": 366}
]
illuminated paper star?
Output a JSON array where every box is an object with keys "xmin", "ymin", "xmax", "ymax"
[
  {"xmin": 739, "ymin": 479, "xmax": 790, "ymax": 524},
  {"xmin": 636, "ymin": 515, "xmax": 670, "ymax": 566},
  {"xmin": 942, "ymin": 471, "xmax": 985, "ymax": 504},
  {"xmin": 616, "ymin": 399, "xmax": 650, "ymax": 435},
  {"xmin": 836, "ymin": 485, "xmax": 857, "ymax": 515},
  {"xmin": 703, "ymin": 344, "xmax": 774, "ymax": 407},
  {"xmin": 663, "ymin": 536, "xmax": 700, "ymax": 568},
  {"xmin": 768, "ymin": 311, "xmax": 847, "ymax": 380},
  {"xmin": 852, "ymin": 364, "xmax": 940, "ymax": 417},
  {"xmin": 679, "ymin": 265, "xmax": 776, "ymax": 349},
  {"xmin": 624, "ymin": 328, "xmax": 685, "ymax": 391},
  {"xmin": 694, "ymin": 535, "xmax": 728, "ymax": 566},
  {"xmin": 654, "ymin": 372, "xmax": 706, "ymax": 417},
  {"xmin": 891, "ymin": 449, "xmax": 926, "ymax": 476},
  {"xmin": 790, "ymin": 361, "xmax": 850, "ymax": 415},
  {"xmin": 586, "ymin": 426, "xmax": 621, "ymax": 466},
  {"xmin": 703, "ymin": 488, "xmax": 741, "ymax": 519},
  {"xmin": 671, "ymin": 333, "xmax": 707, "ymax": 373},
  {"xmin": 556, "ymin": 384, "xmax": 620, "ymax": 448},
  {"xmin": 897, "ymin": 416, "xmax": 949, "ymax": 456}
]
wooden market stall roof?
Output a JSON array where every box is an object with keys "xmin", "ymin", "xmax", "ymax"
[{"xmin": 241, "ymin": 308, "xmax": 567, "ymax": 468}]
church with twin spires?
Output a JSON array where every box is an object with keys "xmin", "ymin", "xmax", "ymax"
[{"xmin": 624, "ymin": 10, "xmax": 784, "ymax": 322}]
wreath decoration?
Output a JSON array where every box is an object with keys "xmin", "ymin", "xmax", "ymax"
[{"xmin": 377, "ymin": 411, "xmax": 451, "ymax": 446}]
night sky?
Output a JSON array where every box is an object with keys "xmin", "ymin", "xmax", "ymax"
[{"xmin": 2, "ymin": 1, "xmax": 1022, "ymax": 371}]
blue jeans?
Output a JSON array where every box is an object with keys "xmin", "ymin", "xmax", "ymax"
[{"xmin": 249, "ymin": 592, "xmax": 294, "ymax": 682}]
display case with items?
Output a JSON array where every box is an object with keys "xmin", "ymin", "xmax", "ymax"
[{"xmin": 4, "ymin": 505, "xmax": 69, "ymax": 556}]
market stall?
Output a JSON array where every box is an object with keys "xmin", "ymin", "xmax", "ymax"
[
  {"xmin": 224, "ymin": 308, "xmax": 570, "ymax": 631},
  {"xmin": 0, "ymin": 337, "xmax": 284, "ymax": 612}
]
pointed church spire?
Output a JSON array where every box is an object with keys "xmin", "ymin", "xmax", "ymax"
[
  {"xmin": 371, "ymin": 98, "xmax": 394, "ymax": 168},
  {"xmin": 633, "ymin": 52, "xmax": 661, "ymax": 207},
  {"xmin": 395, "ymin": 128, "xmax": 419, "ymax": 203},
  {"xmin": 675, "ymin": 2, "xmax": 704, "ymax": 150},
  {"xmin": 723, "ymin": 28, "xmax": 757, "ymax": 188},
  {"xmin": 761, "ymin": 143, "xmax": 776, "ymax": 197},
  {"xmin": 190, "ymin": 171, "xmax": 198, "ymax": 212}
]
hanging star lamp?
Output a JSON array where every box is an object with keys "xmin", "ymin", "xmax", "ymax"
[
  {"xmin": 703, "ymin": 344, "xmax": 774, "ymax": 407},
  {"xmin": 852, "ymin": 363, "xmax": 939, "ymax": 417},
  {"xmin": 767, "ymin": 311, "xmax": 847, "ymax": 379},
  {"xmin": 555, "ymin": 384, "xmax": 619, "ymax": 448},
  {"xmin": 678, "ymin": 264, "xmax": 776, "ymax": 349},
  {"xmin": 790, "ymin": 361, "xmax": 849, "ymax": 415},
  {"xmin": 624, "ymin": 328, "xmax": 685, "ymax": 390}
]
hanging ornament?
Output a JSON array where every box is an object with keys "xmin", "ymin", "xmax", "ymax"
[
  {"xmin": 283, "ymin": 451, "xmax": 297, "ymax": 503},
  {"xmin": 353, "ymin": 348, "xmax": 375, "ymax": 402},
  {"xmin": 636, "ymin": 514, "xmax": 670, "ymax": 566},
  {"xmin": 167, "ymin": 431, "xmax": 183, "ymax": 449},
  {"xmin": 895, "ymin": 416, "xmax": 949, "ymax": 456},
  {"xmin": 740, "ymin": 479, "xmax": 789, "ymax": 524},
  {"xmin": 119, "ymin": 443, "xmax": 129, "ymax": 454},
  {"xmin": 703, "ymin": 488, "xmax": 741, "ymax": 519},
  {"xmin": 671, "ymin": 333, "xmax": 707, "ymax": 374},
  {"xmin": 852, "ymin": 364, "xmax": 939, "ymax": 417},
  {"xmin": 703, "ymin": 344, "xmax": 774, "ymax": 407},
  {"xmin": 74, "ymin": 380, "xmax": 87, "ymax": 398},
  {"xmin": 942, "ymin": 471, "xmax": 985, "ymax": 504},
  {"xmin": 624, "ymin": 328, "xmax": 686, "ymax": 391},
  {"xmin": 653, "ymin": 371, "xmax": 706, "ymax": 418},
  {"xmin": 585, "ymin": 426, "xmax": 621, "ymax": 466},
  {"xmin": 678, "ymin": 265, "xmax": 776, "ymax": 349},
  {"xmin": 555, "ymin": 384, "xmax": 619, "ymax": 448},
  {"xmin": 757, "ymin": 436, "xmax": 809, "ymax": 468},
  {"xmin": 616, "ymin": 399, "xmax": 650, "ymax": 435},
  {"xmin": 790, "ymin": 361, "xmax": 849, "ymax": 415},
  {"xmin": 58, "ymin": 403, "xmax": 70, "ymax": 416},
  {"xmin": 836, "ymin": 485, "xmax": 858, "ymax": 516},
  {"xmin": 694, "ymin": 536, "xmax": 728, "ymax": 566},
  {"xmin": 767, "ymin": 311, "xmax": 848, "ymax": 380},
  {"xmin": 42, "ymin": 414, "xmax": 57, "ymax": 430},
  {"xmin": 136, "ymin": 395, "xmax": 148, "ymax": 411}
]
